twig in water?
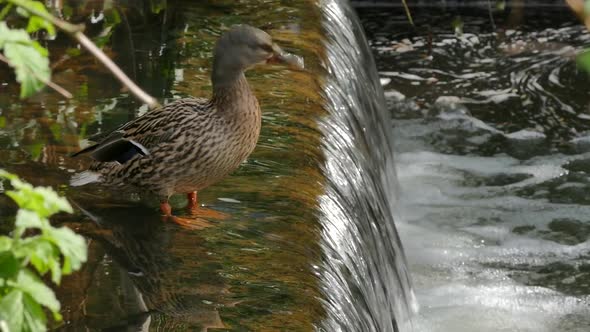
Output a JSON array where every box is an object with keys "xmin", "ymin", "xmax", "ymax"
[
  {"xmin": 487, "ymin": 0, "xmax": 496, "ymax": 31},
  {"xmin": 401, "ymin": 0, "xmax": 414, "ymax": 26}
]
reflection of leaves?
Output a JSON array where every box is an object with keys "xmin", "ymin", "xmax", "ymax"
[
  {"xmin": 452, "ymin": 16, "xmax": 464, "ymax": 35},
  {"xmin": 0, "ymin": 117, "xmax": 5, "ymax": 128},
  {"xmin": 94, "ymin": 8, "xmax": 122, "ymax": 48},
  {"xmin": 62, "ymin": 4, "xmax": 73, "ymax": 19},
  {"xmin": 151, "ymin": 0, "xmax": 167, "ymax": 14},
  {"xmin": 66, "ymin": 47, "xmax": 81, "ymax": 57},
  {"xmin": 25, "ymin": 141, "xmax": 44, "ymax": 161},
  {"xmin": 49, "ymin": 122, "xmax": 62, "ymax": 140},
  {"xmin": 105, "ymin": 7, "xmax": 121, "ymax": 25}
]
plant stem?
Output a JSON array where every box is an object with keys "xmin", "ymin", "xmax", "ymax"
[
  {"xmin": 0, "ymin": 53, "xmax": 73, "ymax": 99},
  {"xmin": 401, "ymin": 0, "xmax": 414, "ymax": 26},
  {"xmin": 8, "ymin": 0, "xmax": 161, "ymax": 109},
  {"xmin": 75, "ymin": 33, "xmax": 159, "ymax": 107}
]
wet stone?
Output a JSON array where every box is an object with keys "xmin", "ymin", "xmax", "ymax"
[
  {"xmin": 541, "ymin": 218, "xmax": 590, "ymax": 245},
  {"xmin": 512, "ymin": 225, "xmax": 536, "ymax": 235},
  {"xmin": 563, "ymin": 158, "xmax": 590, "ymax": 173}
]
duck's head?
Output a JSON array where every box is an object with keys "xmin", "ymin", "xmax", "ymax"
[{"xmin": 212, "ymin": 25, "xmax": 303, "ymax": 87}]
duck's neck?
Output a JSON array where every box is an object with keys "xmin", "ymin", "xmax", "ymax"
[{"xmin": 211, "ymin": 71, "xmax": 257, "ymax": 116}]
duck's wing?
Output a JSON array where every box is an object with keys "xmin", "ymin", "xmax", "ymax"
[
  {"xmin": 71, "ymin": 130, "xmax": 150, "ymax": 163},
  {"xmin": 71, "ymin": 98, "xmax": 210, "ymax": 164}
]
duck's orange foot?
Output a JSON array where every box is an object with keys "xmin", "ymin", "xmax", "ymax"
[
  {"xmin": 160, "ymin": 200, "xmax": 215, "ymax": 230},
  {"xmin": 185, "ymin": 192, "xmax": 228, "ymax": 220},
  {"xmin": 186, "ymin": 206, "xmax": 228, "ymax": 220},
  {"xmin": 163, "ymin": 215, "xmax": 211, "ymax": 230}
]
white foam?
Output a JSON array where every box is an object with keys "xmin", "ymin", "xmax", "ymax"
[{"xmin": 394, "ymin": 111, "xmax": 590, "ymax": 331}]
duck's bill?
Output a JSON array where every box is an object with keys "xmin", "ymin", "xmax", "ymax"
[{"xmin": 267, "ymin": 45, "xmax": 304, "ymax": 70}]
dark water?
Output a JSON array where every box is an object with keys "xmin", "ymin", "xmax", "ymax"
[
  {"xmin": 0, "ymin": 0, "xmax": 412, "ymax": 331},
  {"xmin": 358, "ymin": 3, "xmax": 590, "ymax": 331}
]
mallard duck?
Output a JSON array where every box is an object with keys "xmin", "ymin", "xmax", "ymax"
[{"xmin": 71, "ymin": 25, "xmax": 303, "ymax": 227}]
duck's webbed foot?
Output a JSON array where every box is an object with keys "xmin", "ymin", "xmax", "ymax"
[
  {"xmin": 160, "ymin": 198, "xmax": 210, "ymax": 230},
  {"xmin": 165, "ymin": 215, "xmax": 211, "ymax": 230},
  {"xmin": 184, "ymin": 192, "xmax": 227, "ymax": 219}
]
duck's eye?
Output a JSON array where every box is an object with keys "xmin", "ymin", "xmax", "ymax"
[{"xmin": 259, "ymin": 44, "xmax": 273, "ymax": 53}]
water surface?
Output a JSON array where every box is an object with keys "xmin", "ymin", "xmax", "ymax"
[
  {"xmin": 359, "ymin": 4, "xmax": 590, "ymax": 331},
  {"xmin": 1, "ymin": 1, "xmax": 329, "ymax": 330}
]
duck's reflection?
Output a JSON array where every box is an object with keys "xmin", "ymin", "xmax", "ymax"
[{"xmin": 57, "ymin": 200, "xmax": 227, "ymax": 331}]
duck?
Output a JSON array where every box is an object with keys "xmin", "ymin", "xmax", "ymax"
[{"xmin": 70, "ymin": 25, "xmax": 303, "ymax": 227}]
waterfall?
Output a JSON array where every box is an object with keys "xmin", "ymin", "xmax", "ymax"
[{"xmin": 317, "ymin": 1, "xmax": 416, "ymax": 331}]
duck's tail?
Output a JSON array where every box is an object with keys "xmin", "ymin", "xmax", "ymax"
[{"xmin": 70, "ymin": 171, "xmax": 102, "ymax": 186}]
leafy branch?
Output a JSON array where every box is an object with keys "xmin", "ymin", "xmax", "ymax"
[
  {"xmin": 0, "ymin": 0, "xmax": 160, "ymax": 108},
  {"xmin": 0, "ymin": 170, "xmax": 87, "ymax": 332}
]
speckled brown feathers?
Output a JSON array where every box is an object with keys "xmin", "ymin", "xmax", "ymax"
[
  {"xmin": 83, "ymin": 74, "xmax": 260, "ymax": 199},
  {"xmin": 71, "ymin": 25, "xmax": 302, "ymax": 208}
]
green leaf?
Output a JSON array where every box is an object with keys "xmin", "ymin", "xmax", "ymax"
[
  {"xmin": 13, "ymin": 237, "xmax": 59, "ymax": 281},
  {"xmin": 0, "ymin": 236, "xmax": 12, "ymax": 252},
  {"xmin": 15, "ymin": 209, "xmax": 44, "ymax": 230},
  {"xmin": 0, "ymin": 3, "xmax": 13, "ymax": 21},
  {"xmin": 0, "ymin": 252, "xmax": 20, "ymax": 280},
  {"xmin": 30, "ymin": 40, "xmax": 48, "ymax": 57},
  {"xmin": 24, "ymin": 1, "xmax": 56, "ymax": 36},
  {"xmin": 9, "ymin": 269, "xmax": 60, "ymax": 313},
  {"xmin": 0, "ymin": 22, "xmax": 31, "ymax": 49},
  {"xmin": 0, "ymin": 21, "xmax": 51, "ymax": 98},
  {"xmin": 46, "ymin": 226, "xmax": 87, "ymax": 273},
  {"xmin": 4, "ymin": 42, "xmax": 49, "ymax": 98},
  {"xmin": 0, "ymin": 290, "xmax": 24, "ymax": 332},
  {"xmin": 5, "ymin": 183, "xmax": 73, "ymax": 218},
  {"xmin": 46, "ymin": 256, "xmax": 61, "ymax": 284},
  {"xmin": 0, "ymin": 116, "xmax": 6, "ymax": 128},
  {"xmin": 22, "ymin": 292, "xmax": 47, "ymax": 331},
  {"xmin": 0, "ymin": 170, "xmax": 18, "ymax": 182}
]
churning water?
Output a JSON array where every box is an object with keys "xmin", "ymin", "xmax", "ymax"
[{"xmin": 359, "ymin": 4, "xmax": 590, "ymax": 332}]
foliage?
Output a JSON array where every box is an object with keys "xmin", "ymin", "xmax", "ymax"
[
  {"xmin": 577, "ymin": 49, "xmax": 590, "ymax": 73},
  {"xmin": 0, "ymin": 170, "xmax": 87, "ymax": 332},
  {"xmin": 0, "ymin": 0, "xmax": 55, "ymax": 98}
]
